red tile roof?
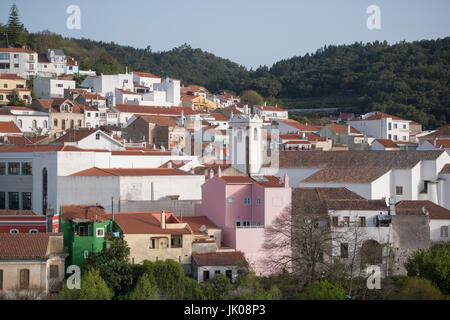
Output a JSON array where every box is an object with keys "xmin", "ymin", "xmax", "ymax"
[
  {"xmin": 0, "ymin": 209, "xmax": 43, "ymax": 216},
  {"xmin": 138, "ymin": 115, "xmax": 177, "ymax": 127},
  {"xmin": 302, "ymin": 167, "xmax": 390, "ymax": 183},
  {"xmin": 53, "ymin": 128, "xmax": 98, "ymax": 143},
  {"xmin": 284, "ymin": 140, "xmax": 311, "ymax": 145},
  {"xmin": 396, "ymin": 201, "xmax": 450, "ymax": 220},
  {"xmin": 440, "ymin": 164, "xmax": 450, "ymax": 175},
  {"xmin": 80, "ymin": 92, "xmax": 105, "ymax": 100},
  {"xmin": 38, "ymin": 54, "xmax": 50, "ymax": 63},
  {"xmin": 279, "ymin": 119, "xmax": 322, "ymax": 132},
  {"xmin": 220, "ymin": 175, "xmax": 284, "ymax": 188},
  {"xmin": 115, "ymin": 104, "xmax": 203, "ymax": 116},
  {"xmin": 374, "ymin": 139, "xmax": 400, "ymax": 148},
  {"xmin": 70, "ymin": 167, "xmax": 191, "ymax": 176},
  {"xmin": 0, "ymin": 73, "xmax": 25, "ymax": 80},
  {"xmin": 0, "ymin": 135, "xmax": 31, "ymax": 145},
  {"xmin": 110, "ymin": 150, "xmax": 172, "ymax": 156},
  {"xmin": 158, "ymin": 160, "xmax": 191, "ymax": 169},
  {"xmin": 0, "ymin": 145, "xmax": 103, "ymax": 153},
  {"xmin": 254, "ymin": 105, "xmax": 286, "ymax": 112},
  {"xmin": 350, "ymin": 111, "xmax": 407, "ymax": 122},
  {"xmin": 0, "ymin": 233, "xmax": 62, "ymax": 260},
  {"xmin": 133, "ymin": 71, "xmax": 160, "ymax": 79},
  {"xmin": 61, "ymin": 205, "xmax": 108, "ymax": 222},
  {"xmin": 425, "ymin": 139, "xmax": 450, "ymax": 149},
  {"xmin": 0, "ymin": 121, "xmax": 22, "ymax": 134},
  {"xmin": 117, "ymin": 88, "xmax": 140, "ymax": 95},
  {"xmin": 0, "ymin": 47, "xmax": 35, "ymax": 53},
  {"xmin": 326, "ymin": 124, "xmax": 362, "ymax": 135},
  {"xmin": 111, "ymin": 211, "xmax": 190, "ymax": 234},
  {"xmin": 181, "ymin": 216, "xmax": 220, "ymax": 234},
  {"xmin": 192, "ymin": 251, "xmax": 247, "ymax": 267}
]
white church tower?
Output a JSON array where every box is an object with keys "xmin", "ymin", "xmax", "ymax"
[{"xmin": 229, "ymin": 105, "xmax": 264, "ymax": 175}]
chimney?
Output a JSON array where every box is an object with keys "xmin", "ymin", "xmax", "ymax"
[
  {"xmin": 218, "ymin": 166, "xmax": 222, "ymax": 178},
  {"xmin": 284, "ymin": 173, "xmax": 289, "ymax": 188},
  {"xmin": 209, "ymin": 169, "xmax": 214, "ymax": 179},
  {"xmin": 161, "ymin": 210, "xmax": 166, "ymax": 229}
]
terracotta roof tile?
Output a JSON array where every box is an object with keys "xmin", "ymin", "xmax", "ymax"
[
  {"xmin": 53, "ymin": 128, "xmax": 98, "ymax": 143},
  {"xmin": 133, "ymin": 71, "xmax": 160, "ymax": 79},
  {"xmin": 192, "ymin": 251, "xmax": 247, "ymax": 267},
  {"xmin": 279, "ymin": 119, "xmax": 322, "ymax": 132},
  {"xmin": 182, "ymin": 216, "xmax": 220, "ymax": 235},
  {"xmin": 374, "ymin": 139, "xmax": 400, "ymax": 148},
  {"xmin": 0, "ymin": 73, "xmax": 25, "ymax": 80},
  {"xmin": 0, "ymin": 209, "xmax": 43, "ymax": 216},
  {"xmin": 440, "ymin": 164, "xmax": 450, "ymax": 175},
  {"xmin": 396, "ymin": 201, "xmax": 450, "ymax": 220},
  {"xmin": 0, "ymin": 233, "xmax": 62, "ymax": 260},
  {"xmin": 61, "ymin": 205, "xmax": 108, "ymax": 222},
  {"xmin": 70, "ymin": 167, "xmax": 191, "ymax": 176},
  {"xmin": 301, "ymin": 167, "xmax": 390, "ymax": 183},
  {"xmin": 0, "ymin": 121, "xmax": 22, "ymax": 134},
  {"xmin": 138, "ymin": 115, "xmax": 177, "ymax": 126},
  {"xmin": 111, "ymin": 211, "xmax": 190, "ymax": 234}
]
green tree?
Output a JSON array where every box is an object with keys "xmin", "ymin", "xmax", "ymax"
[
  {"xmin": 80, "ymin": 236, "xmax": 133, "ymax": 298},
  {"xmin": 7, "ymin": 95, "xmax": 27, "ymax": 106},
  {"xmin": 405, "ymin": 243, "xmax": 450, "ymax": 295},
  {"xmin": 60, "ymin": 268, "xmax": 113, "ymax": 300},
  {"xmin": 301, "ymin": 280, "xmax": 346, "ymax": 300},
  {"xmin": 236, "ymin": 271, "xmax": 281, "ymax": 300},
  {"xmin": 7, "ymin": 4, "xmax": 25, "ymax": 47},
  {"xmin": 240, "ymin": 90, "xmax": 264, "ymax": 106},
  {"xmin": 128, "ymin": 273, "xmax": 159, "ymax": 300},
  {"xmin": 202, "ymin": 273, "xmax": 232, "ymax": 300},
  {"xmin": 390, "ymin": 277, "xmax": 445, "ymax": 300}
]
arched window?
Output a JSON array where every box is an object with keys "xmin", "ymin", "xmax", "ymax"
[
  {"xmin": 18, "ymin": 119, "xmax": 22, "ymax": 128},
  {"xmin": 32, "ymin": 120, "xmax": 37, "ymax": 128},
  {"xmin": 29, "ymin": 229, "xmax": 38, "ymax": 233},
  {"xmin": 43, "ymin": 120, "xmax": 47, "ymax": 129},
  {"xmin": 254, "ymin": 128, "xmax": 258, "ymax": 141},
  {"xmin": 70, "ymin": 120, "xmax": 74, "ymax": 128},
  {"xmin": 10, "ymin": 229, "xmax": 19, "ymax": 233}
]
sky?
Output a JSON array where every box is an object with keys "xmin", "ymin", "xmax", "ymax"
[{"xmin": 1, "ymin": 0, "xmax": 449, "ymax": 69}]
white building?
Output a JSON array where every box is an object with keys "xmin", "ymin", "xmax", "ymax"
[
  {"xmin": 50, "ymin": 128, "xmax": 124, "ymax": 151},
  {"xmin": 132, "ymin": 72, "xmax": 162, "ymax": 90},
  {"xmin": 253, "ymin": 105, "xmax": 288, "ymax": 121},
  {"xmin": 37, "ymin": 49, "xmax": 67, "ymax": 77},
  {"xmin": 348, "ymin": 111, "xmax": 411, "ymax": 142},
  {"xmin": 0, "ymin": 145, "xmax": 200, "ymax": 214},
  {"xmin": 0, "ymin": 48, "xmax": 38, "ymax": 79},
  {"xmin": 33, "ymin": 77, "xmax": 76, "ymax": 99},
  {"xmin": 261, "ymin": 150, "xmax": 450, "ymax": 209},
  {"xmin": 5, "ymin": 106, "xmax": 49, "ymax": 134}
]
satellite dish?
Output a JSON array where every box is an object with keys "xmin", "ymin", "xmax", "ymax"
[{"xmin": 199, "ymin": 225, "xmax": 206, "ymax": 232}]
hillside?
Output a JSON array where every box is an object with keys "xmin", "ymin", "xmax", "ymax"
[{"xmin": 1, "ymin": 23, "xmax": 448, "ymax": 129}]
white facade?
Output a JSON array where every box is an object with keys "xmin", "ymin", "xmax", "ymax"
[
  {"xmin": 14, "ymin": 113, "xmax": 49, "ymax": 134},
  {"xmin": 33, "ymin": 77, "xmax": 76, "ymax": 99},
  {"xmin": 429, "ymin": 219, "xmax": 450, "ymax": 242},
  {"xmin": 348, "ymin": 113, "xmax": 410, "ymax": 142},
  {"xmin": 0, "ymin": 49, "xmax": 38, "ymax": 79},
  {"xmin": 132, "ymin": 73, "xmax": 161, "ymax": 90}
]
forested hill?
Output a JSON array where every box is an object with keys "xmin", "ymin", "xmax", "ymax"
[{"xmin": 1, "ymin": 26, "xmax": 449, "ymax": 128}]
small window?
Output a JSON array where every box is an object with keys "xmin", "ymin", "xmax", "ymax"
[
  {"xmin": 18, "ymin": 119, "xmax": 22, "ymax": 128},
  {"xmin": 396, "ymin": 186, "xmax": 403, "ymax": 195},
  {"xmin": 341, "ymin": 243, "xmax": 349, "ymax": 259},
  {"xmin": 331, "ymin": 216, "xmax": 338, "ymax": 227},
  {"xmin": 54, "ymin": 119, "xmax": 58, "ymax": 127},
  {"xmin": 29, "ymin": 229, "xmax": 38, "ymax": 233},
  {"xmin": 95, "ymin": 133, "xmax": 100, "ymax": 140},
  {"xmin": 22, "ymin": 162, "xmax": 32, "ymax": 175},
  {"xmin": 22, "ymin": 192, "xmax": 32, "ymax": 210},
  {"xmin": 8, "ymin": 192, "xmax": 19, "ymax": 210},
  {"xmin": 441, "ymin": 226, "xmax": 448, "ymax": 238},
  {"xmin": 215, "ymin": 270, "xmax": 221, "ymax": 275},
  {"xmin": 0, "ymin": 163, "xmax": 5, "ymax": 175},
  {"xmin": 19, "ymin": 269, "xmax": 30, "ymax": 289},
  {"xmin": 10, "ymin": 229, "xmax": 19, "ymax": 234},
  {"xmin": 393, "ymin": 123, "xmax": 398, "ymax": 129},
  {"xmin": 225, "ymin": 270, "xmax": 232, "ymax": 280},
  {"xmin": 8, "ymin": 162, "xmax": 20, "ymax": 175},
  {"xmin": 235, "ymin": 221, "xmax": 241, "ymax": 227},
  {"xmin": 359, "ymin": 217, "xmax": 366, "ymax": 227},
  {"xmin": 228, "ymin": 197, "xmax": 235, "ymax": 203},
  {"xmin": 255, "ymin": 198, "xmax": 261, "ymax": 206},
  {"xmin": 49, "ymin": 265, "xmax": 59, "ymax": 279},
  {"xmin": 243, "ymin": 197, "xmax": 252, "ymax": 206},
  {"xmin": 96, "ymin": 228, "xmax": 104, "ymax": 237},
  {"xmin": 343, "ymin": 216, "xmax": 350, "ymax": 226},
  {"xmin": 393, "ymin": 135, "xmax": 398, "ymax": 141},
  {"xmin": 203, "ymin": 270, "xmax": 210, "ymax": 281}
]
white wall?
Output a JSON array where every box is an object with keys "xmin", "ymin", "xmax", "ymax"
[{"xmin": 429, "ymin": 219, "xmax": 450, "ymax": 242}]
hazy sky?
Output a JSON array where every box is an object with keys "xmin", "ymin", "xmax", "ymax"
[{"xmin": 1, "ymin": 0, "xmax": 449, "ymax": 69}]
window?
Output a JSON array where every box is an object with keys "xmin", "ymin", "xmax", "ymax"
[
  {"xmin": 87, "ymin": 112, "xmax": 91, "ymax": 117},
  {"xmin": 203, "ymin": 270, "xmax": 210, "ymax": 281},
  {"xmin": 29, "ymin": 229, "xmax": 38, "ymax": 233},
  {"xmin": 242, "ymin": 221, "xmax": 250, "ymax": 227},
  {"xmin": 255, "ymin": 198, "xmax": 261, "ymax": 206},
  {"xmin": 0, "ymin": 163, "xmax": 5, "ymax": 175},
  {"xmin": 22, "ymin": 192, "xmax": 32, "ymax": 210},
  {"xmin": 388, "ymin": 123, "xmax": 392, "ymax": 130},
  {"xmin": 56, "ymin": 83, "xmax": 63, "ymax": 88},
  {"xmin": 70, "ymin": 120, "xmax": 74, "ymax": 128},
  {"xmin": 441, "ymin": 226, "xmax": 448, "ymax": 238},
  {"xmin": 393, "ymin": 123, "xmax": 398, "ymax": 129},
  {"xmin": 388, "ymin": 134, "xmax": 392, "ymax": 139},
  {"xmin": 84, "ymin": 250, "xmax": 89, "ymax": 259},
  {"xmin": 10, "ymin": 229, "xmax": 19, "ymax": 234},
  {"xmin": 225, "ymin": 270, "xmax": 232, "ymax": 280},
  {"xmin": 228, "ymin": 197, "xmax": 235, "ymax": 203},
  {"xmin": 43, "ymin": 120, "xmax": 47, "ymax": 128},
  {"xmin": 8, "ymin": 192, "xmax": 19, "ymax": 210},
  {"xmin": 243, "ymin": 197, "xmax": 252, "ymax": 206},
  {"xmin": 343, "ymin": 216, "xmax": 350, "ymax": 226},
  {"xmin": 22, "ymin": 162, "xmax": 32, "ymax": 175},
  {"xmin": 359, "ymin": 216, "xmax": 366, "ymax": 227},
  {"xmin": 215, "ymin": 270, "xmax": 221, "ymax": 275},
  {"xmin": 0, "ymin": 53, "xmax": 10, "ymax": 59},
  {"xmin": 96, "ymin": 133, "xmax": 100, "ymax": 140},
  {"xmin": 341, "ymin": 243, "xmax": 349, "ymax": 259},
  {"xmin": 13, "ymin": 54, "xmax": 18, "ymax": 58},
  {"xmin": 20, "ymin": 269, "xmax": 30, "ymax": 289},
  {"xmin": 332, "ymin": 216, "xmax": 338, "ymax": 227},
  {"xmin": 61, "ymin": 119, "xmax": 65, "ymax": 130},
  {"xmin": 0, "ymin": 192, "xmax": 5, "ymax": 209},
  {"xmin": 3, "ymin": 84, "xmax": 7, "ymax": 88},
  {"xmin": 50, "ymin": 265, "xmax": 59, "ymax": 279},
  {"xmin": 0, "ymin": 269, "xmax": 2, "ymax": 290},
  {"xmin": 8, "ymin": 162, "xmax": 20, "ymax": 175},
  {"xmin": 235, "ymin": 221, "xmax": 241, "ymax": 227},
  {"xmin": 396, "ymin": 186, "xmax": 403, "ymax": 195},
  {"xmin": 78, "ymin": 120, "xmax": 82, "ymax": 127}
]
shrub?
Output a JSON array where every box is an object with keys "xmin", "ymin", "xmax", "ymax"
[{"xmin": 301, "ymin": 280, "xmax": 346, "ymax": 300}]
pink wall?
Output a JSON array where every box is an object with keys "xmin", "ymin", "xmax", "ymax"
[
  {"xmin": 264, "ymin": 187, "xmax": 291, "ymax": 227},
  {"xmin": 195, "ymin": 177, "xmax": 226, "ymax": 227},
  {"xmin": 252, "ymin": 184, "xmax": 266, "ymax": 225},
  {"xmin": 225, "ymin": 184, "xmax": 252, "ymax": 226}
]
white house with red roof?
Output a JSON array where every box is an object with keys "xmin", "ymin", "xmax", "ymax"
[
  {"xmin": 132, "ymin": 72, "xmax": 162, "ymax": 90},
  {"xmin": 253, "ymin": 105, "xmax": 288, "ymax": 120},
  {"xmin": 3, "ymin": 106, "xmax": 49, "ymax": 134},
  {"xmin": 33, "ymin": 77, "xmax": 76, "ymax": 99},
  {"xmin": 348, "ymin": 111, "xmax": 411, "ymax": 142},
  {"xmin": 0, "ymin": 47, "xmax": 38, "ymax": 79}
]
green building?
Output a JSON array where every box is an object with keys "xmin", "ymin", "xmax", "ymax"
[{"xmin": 58, "ymin": 204, "xmax": 118, "ymax": 266}]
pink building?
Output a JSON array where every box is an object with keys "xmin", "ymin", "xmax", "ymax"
[{"xmin": 195, "ymin": 168, "xmax": 291, "ymax": 274}]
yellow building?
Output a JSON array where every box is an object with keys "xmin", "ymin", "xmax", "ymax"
[
  {"xmin": 181, "ymin": 95, "xmax": 216, "ymax": 111},
  {"xmin": 0, "ymin": 233, "xmax": 67, "ymax": 294},
  {"xmin": 0, "ymin": 74, "xmax": 31, "ymax": 105}
]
